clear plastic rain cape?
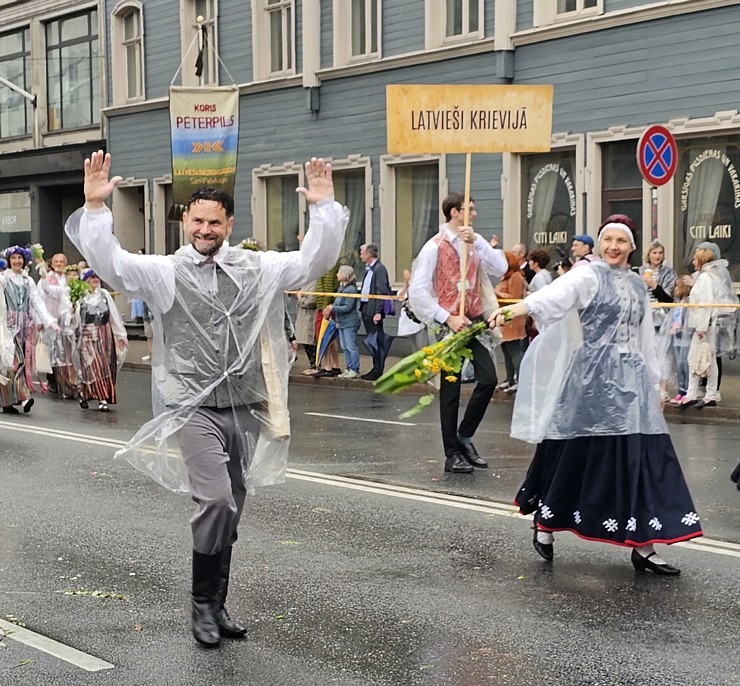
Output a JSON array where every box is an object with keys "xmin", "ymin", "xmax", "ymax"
[
  {"xmin": 687, "ymin": 259, "xmax": 738, "ymax": 357},
  {"xmin": 512, "ymin": 261, "xmax": 667, "ymax": 444},
  {"xmin": 66, "ymin": 202, "xmax": 348, "ymax": 494}
]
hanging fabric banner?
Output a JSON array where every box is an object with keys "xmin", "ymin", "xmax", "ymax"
[{"xmin": 169, "ymin": 85, "xmax": 240, "ymax": 214}]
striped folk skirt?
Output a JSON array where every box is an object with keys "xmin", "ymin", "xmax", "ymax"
[{"xmin": 78, "ymin": 323, "xmax": 117, "ymax": 404}]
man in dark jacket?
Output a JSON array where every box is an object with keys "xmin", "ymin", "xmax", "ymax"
[{"xmin": 358, "ymin": 243, "xmax": 391, "ymax": 380}]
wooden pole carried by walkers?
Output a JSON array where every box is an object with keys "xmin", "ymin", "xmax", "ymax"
[{"xmin": 386, "ymin": 84, "xmax": 554, "ymax": 318}]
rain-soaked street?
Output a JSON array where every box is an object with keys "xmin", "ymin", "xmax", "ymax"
[{"xmin": 1, "ymin": 371, "xmax": 739, "ymax": 685}]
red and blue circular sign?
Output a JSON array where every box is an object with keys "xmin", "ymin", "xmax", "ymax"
[{"xmin": 637, "ymin": 125, "xmax": 677, "ymax": 186}]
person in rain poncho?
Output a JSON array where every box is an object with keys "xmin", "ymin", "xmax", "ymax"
[
  {"xmin": 0, "ymin": 246, "xmax": 57, "ymax": 414},
  {"xmin": 65, "ymin": 151, "xmax": 348, "ymax": 648},
  {"xmin": 489, "ymin": 216, "xmax": 702, "ymax": 576},
  {"xmin": 76, "ymin": 268, "xmax": 128, "ymax": 412},
  {"xmin": 37, "ymin": 252, "xmax": 81, "ymax": 398},
  {"xmin": 680, "ymin": 244, "xmax": 737, "ymax": 409},
  {"xmin": 408, "ymin": 192, "xmax": 507, "ymax": 475}
]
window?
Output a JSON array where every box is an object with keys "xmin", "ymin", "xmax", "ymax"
[
  {"xmin": 426, "ymin": 0, "xmax": 483, "ymax": 49},
  {"xmin": 381, "ymin": 155, "xmax": 446, "ymax": 283},
  {"xmin": 602, "ymin": 140, "xmax": 643, "ymax": 267},
  {"xmin": 111, "ymin": 2, "xmax": 144, "ymax": 104},
  {"xmin": 521, "ymin": 152, "xmax": 577, "ymax": 260},
  {"xmin": 0, "ymin": 27, "xmax": 31, "ymax": 138},
  {"xmin": 252, "ymin": 163, "xmax": 305, "ymax": 249},
  {"xmin": 0, "ymin": 191, "xmax": 32, "ymax": 249},
  {"xmin": 180, "ymin": 0, "xmax": 218, "ymax": 86},
  {"xmin": 332, "ymin": 164, "xmax": 371, "ymax": 271},
  {"xmin": 46, "ymin": 10, "xmax": 100, "ymax": 131},
  {"xmin": 675, "ymin": 136, "xmax": 740, "ymax": 282},
  {"xmin": 557, "ymin": 0, "xmax": 598, "ymax": 15},
  {"xmin": 252, "ymin": 0, "xmax": 295, "ymax": 80},
  {"xmin": 333, "ymin": 0, "xmax": 379, "ymax": 65},
  {"xmin": 265, "ymin": 175, "xmax": 300, "ymax": 251}
]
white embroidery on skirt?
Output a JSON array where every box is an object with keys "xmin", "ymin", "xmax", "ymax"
[
  {"xmin": 626, "ymin": 517, "xmax": 637, "ymax": 532},
  {"xmin": 681, "ymin": 512, "xmax": 700, "ymax": 526},
  {"xmin": 649, "ymin": 517, "xmax": 663, "ymax": 530},
  {"xmin": 603, "ymin": 518, "xmax": 619, "ymax": 532}
]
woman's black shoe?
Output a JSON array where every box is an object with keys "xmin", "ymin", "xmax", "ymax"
[
  {"xmin": 2, "ymin": 405, "xmax": 18, "ymax": 415},
  {"xmin": 631, "ymin": 549, "xmax": 680, "ymax": 575},
  {"xmin": 532, "ymin": 527, "xmax": 554, "ymax": 561},
  {"xmin": 79, "ymin": 398, "xmax": 89, "ymax": 409}
]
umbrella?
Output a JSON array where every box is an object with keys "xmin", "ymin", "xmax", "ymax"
[
  {"xmin": 315, "ymin": 318, "xmax": 339, "ymax": 367},
  {"xmin": 363, "ymin": 329, "xmax": 393, "ymax": 371}
]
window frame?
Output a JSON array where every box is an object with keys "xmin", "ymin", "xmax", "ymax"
[
  {"xmin": 251, "ymin": 162, "xmax": 306, "ymax": 248},
  {"xmin": 252, "ymin": 0, "xmax": 297, "ymax": 81},
  {"xmin": 0, "ymin": 25, "xmax": 31, "ymax": 139},
  {"xmin": 45, "ymin": 8, "xmax": 100, "ymax": 132},
  {"xmin": 332, "ymin": 0, "xmax": 381, "ymax": 67},
  {"xmin": 179, "ymin": 0, "xmax": 219, "ymax": 87},
  {"xmin": 379, "ymin": 153, "xmax": 448, "ymax": 286},
  {"xmin": 425, "ymin": 0, "xmax": 485, "ymax": 50},
  {"xmin": 502, "ymin": 133, "xmax": 586, "ymax": 251},
  {"xmin": 533, "ymin": 0, "xmax": 603, "ymax": 27},
  {"xmin": 111, "ymin": 0, "xmax": 145, "ymax": 105}
]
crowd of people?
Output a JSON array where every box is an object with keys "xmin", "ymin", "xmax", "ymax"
[
  {"xmin": 0, "ymin": 247, "xmax": 128, "ymax": 414},
  {"xmin": 3, "ymin": 150, "xmax": 730, "ymax": 652}
]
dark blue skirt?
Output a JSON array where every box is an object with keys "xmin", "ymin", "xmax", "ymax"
[{"xmin": 515, "ymin": 434, "xmax": 703, "ymax": 547}]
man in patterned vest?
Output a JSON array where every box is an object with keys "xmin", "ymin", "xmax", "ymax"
[
  {"xmin": 408, "ymin": 192, "xmax": 507, "ymax": 474},
  {"xmin": 69, "ymin": 151, "xmax": 348, "ymax": 647}
]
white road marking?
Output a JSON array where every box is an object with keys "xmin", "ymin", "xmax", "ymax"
[
  {"xmin": 304, "ymin": 412, "xmax": 416, "ymax": 426},
  {"xmin": 0, "ymin": 619, "xmax": 114, "ymax": 672},
  {"xmin": 2, "ymin": 421, "xmax": 740, "ymax": 559}
]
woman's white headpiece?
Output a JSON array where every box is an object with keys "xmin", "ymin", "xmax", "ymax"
[{"xmin": 598, "ymin": 222, "xmax": 636, "ymax": 249}]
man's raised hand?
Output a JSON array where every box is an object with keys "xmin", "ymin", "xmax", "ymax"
[
  {"xmin": 296, "ymin": 157, "xmax": 334, "ymax": 205},
  {"xmin": 84, "ymin": 151, "xmax": 122, "ymax": 210}
]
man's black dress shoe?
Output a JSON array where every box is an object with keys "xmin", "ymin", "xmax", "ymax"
[
  {"xmin": 631, "ymin": 549, "xmax": 680, "ymax": 575},
  {"xmin": 444, "ymin": 452, "xmax": 474, "ymax": 473},
  {"xmin": 361, "ymin": 370, "xmax": 381, "ymax": 381},
  {"xmin": 457, "ymin": 437, "xmax": 488, "ymax": 468},
  {"xmin": 532, "ymin": 527, "xmax": 554, "ymax": 561}
]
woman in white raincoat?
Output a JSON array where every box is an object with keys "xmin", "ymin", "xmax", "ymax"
[
  {"xmin": 489, "ymin": 214, "xmax": 702, "ymax": 576},
  {"xmin": 0, "ymin": 246, "xmax": 57, "ymax": 414},
  {"xmin": 76, "ymin": 268, "xmax": 128, "ymax": 412},
  {"xmin": 680, "ymin": 245, "xmax": 737, "ymax": 409}
]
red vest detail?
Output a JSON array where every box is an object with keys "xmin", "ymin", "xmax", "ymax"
[{"xmin": 432, "ymin": 233, "xmax": 483, "ymax": 318}]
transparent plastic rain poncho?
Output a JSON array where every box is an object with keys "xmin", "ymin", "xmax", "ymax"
[
  {"xmin": 65, "ymin": 201, "xmax": 348, "ymax": 494},
  {"xmin": 687, "ymin": 258, "xmax": 738, "ymax": 357},
  {"xmin": 512, "ymin": 261, "xmax": 668, "ymax": 444},
  {"xmin": 0, "ymin": 283, "xmax": 15, "ymax": 381}
]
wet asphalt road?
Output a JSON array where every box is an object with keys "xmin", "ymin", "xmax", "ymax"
[{"xmin": 0, "ymin": 371, "xmax": 739, "ymax": 686}]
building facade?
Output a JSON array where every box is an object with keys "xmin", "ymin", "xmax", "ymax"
[
  {"xmin": 58, "ymin": 0, "xmax": 740, "ymax": 285},
  {"xmin": 0, "ymin": 0, "xmax": 106, "ymax": 258}
]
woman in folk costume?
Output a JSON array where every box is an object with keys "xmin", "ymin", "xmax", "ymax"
[
  {"xmin": 76, "ymin": 268, "xmax": 128, "ymax": 412},
  {"xmin": 37, "ymin": 257, "xmax": 81, "ymax": 398},
  {"xmin": 0, "ymin": 246, "xmax": 57, "ymax": 414},
  {"xmin": 490, "ymin": 215, "xmax": 702, "ymax": 575}
]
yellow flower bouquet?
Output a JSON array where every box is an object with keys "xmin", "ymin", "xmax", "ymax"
[{"xmin": 374, "ymin": 320, "xmax": 489, "ymax": 418}]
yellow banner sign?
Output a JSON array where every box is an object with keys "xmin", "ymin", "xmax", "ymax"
[{"xmin": 387, "ymin": 84, "xmax": 554, "ymax": 154}]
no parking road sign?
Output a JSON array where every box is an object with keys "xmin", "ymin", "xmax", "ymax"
[{"xmin": 637, "ymin": 125, "xmax": 677, "ymax": 186}]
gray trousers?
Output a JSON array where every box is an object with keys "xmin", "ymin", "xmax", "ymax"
[{"xmin": 178, "ymin": 406, "xmax": 258, "ymax": 555}]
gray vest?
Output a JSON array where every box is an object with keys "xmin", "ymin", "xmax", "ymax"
[{"xmin": 160, "ymin": 256, "xmax": 267, "ymax": 409}]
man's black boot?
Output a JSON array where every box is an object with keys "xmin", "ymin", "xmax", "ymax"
[
  {"xmin": 192, "ymin": 551, "xmax": 223, "ymax": 647},
  {"xmin": 216, "ymin": 547, "xmax": 247, "ymax": 638}
]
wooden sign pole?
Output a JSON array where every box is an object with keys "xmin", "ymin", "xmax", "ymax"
[{"xmin": 459, "ymin": 152, "xmax": 472, "ymax": 318}]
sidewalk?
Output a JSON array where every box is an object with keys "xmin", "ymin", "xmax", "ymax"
[{"xmin": 122, "ymin": 339, "xmax": 740, "ymax": 425}]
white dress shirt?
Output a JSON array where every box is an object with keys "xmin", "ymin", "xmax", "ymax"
[
  {"xmin": 71, "ymin": 199, "xmax": 349, "ymax": 314},
  {"xmin": 408, "ymin": 224, "xmax": 507, "ymax": 325}
]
